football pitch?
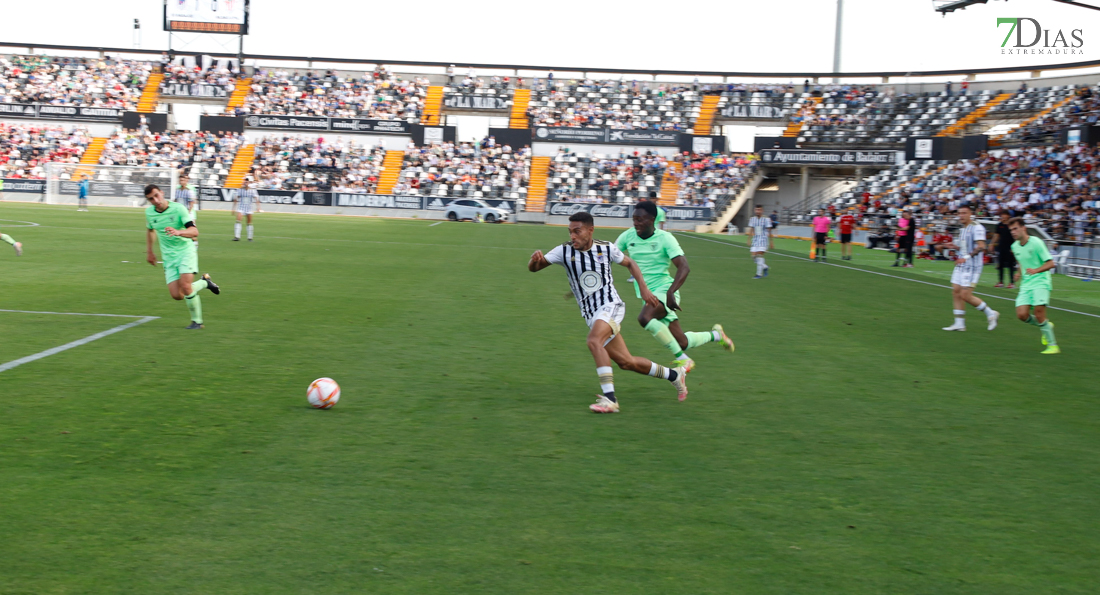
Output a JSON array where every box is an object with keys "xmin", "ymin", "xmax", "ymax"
[{"xmin": 2, "ymin": 202, "xmax": 1099, "ymax": 594}]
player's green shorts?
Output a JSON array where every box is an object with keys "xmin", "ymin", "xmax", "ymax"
[
  {"xmin": 163, "ymin": 247, "xmax": 199, "ymax": 284},
  {"xmin": 635, "ymin": 281, "xmax": 680, "ymax": 323},
  {"xmin": 1016, "ymin": 285, "xmax": 1051, "ymax": 308}
]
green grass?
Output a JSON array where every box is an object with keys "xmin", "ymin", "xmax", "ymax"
[{"xmin": 2, "ymin": 202, "xmax": 1099, "ymax": 594}]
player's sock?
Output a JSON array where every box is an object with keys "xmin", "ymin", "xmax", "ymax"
[
  {"xmin": 953, "ymin": 309, "xmax": 966, "ymax": 327},
  {"xmin": 644, "ymin": 319, "xmax": 685, "ymax": 358},
  {"xmin": 1025, "ymin": 315, "xmax": 1042, "ymax": 327},
  {"xmin": 596, "ymin": 366, "xmax": 616, "ymax": 403},
  {"xmin": 192, "ymin": 279, "xmax": 209, "ymax": 293},
  {"xmin": 0, "ymin": 234, "xmax": 15, "ymax": 245},
  {"xmin": 684, "ymin": 331, "xmax": 715, "ymax": 349},
  {"xmin": 1039, "ymin": 320, "xmax": 1057, "ymax": 345},
  {"xmin": 185, "ymin": 291, "xmax": 203, "ymax": 324},
  {"xmin": 647, "ymin": 362, "xmax": 679, "ymax": 383},
  {"xmin": 247, "ymin": 225, "xmax": 254, "ymax": 240},
  {"xmin": 755, "ymin": 256, "xmax": 765, "ymax": 276},
  {"xmin": 975, "ymin": 301, "xmax": 993, "ymax": 317},
  {"xmin": 234, "ymin": 222, "xmax": 241, "ymax": 239}
]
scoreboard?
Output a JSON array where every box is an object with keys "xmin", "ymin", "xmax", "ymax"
[{"xmin": 164, "ymin": 0, "xmax": 249, "ymax": 35}]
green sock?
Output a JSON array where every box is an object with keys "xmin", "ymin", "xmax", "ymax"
[
  {"xmin": 1025, "ymin": 315, "xmax": 1042, "ymax": 327},
  {"xmin": 0, "ymin": 234, "xmax": 15, "ymax": 246},
  {"xmin": 185, "ymin": 290, "xmax": 203, "ymax": 324},
  {"xmin": 644, "ymin": 319, "xmax": 684, "ymax": 358},
  {"xmin": 1039, "ymin": 321, "xmax": 1056, "ymax": 345},
  {"xmin": 192, "ymin": 279, "xmax": 208, "ymax": 293},
  {"xmin": 684, "ymin": 331, "xmax": 715, "ymax": 349}
]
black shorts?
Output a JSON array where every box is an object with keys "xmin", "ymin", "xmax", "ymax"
[
  {"xmin": 840, "ymin": 233, "xmax": 852, "ymax": 244},
  {"xmin": 814, "ymin": 232, "xmax": 828, "ymax": 244}
]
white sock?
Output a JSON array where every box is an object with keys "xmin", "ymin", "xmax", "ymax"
[
  {"xmin": 247, "ymin": 225, "xmax": 254, "ymax": 240},
  {"xmin": 755, "ymin": 256, "xmax": 764, "ymax": 275},
  {"xmin": 953, "ymin": 309, "xmax": 966, "ymax": 326},
  {"xmin": 675, "ymin": 353, "xmax": 691, "ymax": 362},
  {"xmin": 596, "ymin": 366, "xmax": 614, "ymax": 397},
  {"xmin": 647, "ymin": 362, "xmax": 671, "ymax": 380},
  {"xmin": 712, "ymin": 330, "xmax": 721, "ymax": 341},
  {"xmin": 976, "ymin": 301, "xmax": 992, "ymax": 316},
  {"xmin": 234, "ymin": 222, "xmax": 241, "ymax": 238}
]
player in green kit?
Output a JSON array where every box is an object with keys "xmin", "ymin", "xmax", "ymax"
[
  {"xmin": 0, "ymin": 225, "xmax": 22, "ymax": 256},
  {"xmin": 1008, "ymin": 217, "xmax": 1059, "ymax": 354},
  {"xmin": 144, "ymin": 184, "xmax": 221, "ymax": 329},
  {"xmin": 615, "ymin": 201, "xmax": 734, "ymax": 371}
]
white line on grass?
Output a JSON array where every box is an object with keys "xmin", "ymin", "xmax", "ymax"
[
  {"xmin": 0, "ymin": 219, "xmax": 40, "ymax": 227},
  {"xmin": 678, "ymin": 233, "xmax": 1100, "ymax": 320},
  {"xmin": 0, "ymin": 312, "xmax": 159, "ymax": 373},
  {"xmin": 429, "ymin": 221, "xmax": 444, "ymax": 227}
]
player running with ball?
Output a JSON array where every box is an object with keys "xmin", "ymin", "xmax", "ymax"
[
  {"xmin": 1008, "ymin": 217, "xmax": 1060, "ymax": 354},
  {"xmin": 529, "ymin": 211, "xmax": 688, "ymax": 413},
  {"xmin": 616, "ymin": 201, "xmax": 734, "ymax": 371},
  {"xmin": 144, "ymin": 184, "xmax": 221, "ymax": 329}
]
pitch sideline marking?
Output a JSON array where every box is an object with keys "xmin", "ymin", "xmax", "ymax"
[
  {"xmin": 429, "ymin": 221, "xmax": 444, "ymax": 227},
  {"xmin": 678, "ymin": 233, "xmax": 1100, "ymax": 320},
  {"xmin": 0, "ymin": 311, "xmax": 159, "ymax": 373}
]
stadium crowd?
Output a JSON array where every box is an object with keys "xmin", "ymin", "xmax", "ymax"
[
  {"xmin": 237, "ymin": 69, "xmax": 427, "ymax": 121},
  {"xmin": 98, "ymin": 128, "xmax": 245, "ymax": 172},
  {"xmin": 0, "ymin": 123, "xmax": 91, "ymax": 179},
  {"xmin": 526, "ymin": 79, "xmax": 703, "ymax": 130},
  {"xmin": 251, "ymin": 135, "xmax": 387, "ymax": 192},
  {"xmin": 675, "ymin": 152, "xmax": 759, "ymax": 208},
  {"xmin": 395, "ymin": 138, "xmax": 530, "ymax": 198},
  {"xmin": 0, "ymin": 55, "xmax": 150, "ymax": 109},
  {"xmin": 548, "ymin": 149, "xmax": 668, "ymax": 202}
]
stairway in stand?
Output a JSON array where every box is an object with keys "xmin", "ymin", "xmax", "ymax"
[
  {"xmin": 226, "ymin": 78, "xmax": 253, "ymax": 112},
  {"xmin": 422, "ymin": 86, "xmax": 444, "ymax": 126},
  {"xmin": 782, "ymin": 96, "xmax": 823, "ymax": 137},
  {"xmin": 658, "ymin": 162, "xmax": 682, "ymax": 206},
  {"xmin": 224, "ymin": 145, "xmax": 256, "ymax": 189},
  {"xmin": 525, "ymin": 156, "xmax": 551, "ymax": 212},
  {"xmin": 136, "ymin": 73, "xmax": 164, "ymax": 114},
  {"xmin": 936, "ymin": 92, "xmax": 1013, "ymax": 137},
  {"xmin": 375, "ymin": 150, "xmax": 406, "ymax": 195},
  {"xmin": 510, "ymin": 89, "xmax": 531, "ymax": 129},
  {"xmin": 72, "ymin": 137, "xmax": 109, "ymax": 178},
  {"xmin": 693, "ymin": 96, "xmax": 721, "ymax": 136}
]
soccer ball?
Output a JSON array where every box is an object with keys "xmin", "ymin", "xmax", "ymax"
[{"xmin": 307, "ymin": 377, "xmax": 341, "ymax": 409}]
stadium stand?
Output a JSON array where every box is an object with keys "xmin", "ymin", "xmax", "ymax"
[
  {"xmin": 525, "ymin": 79, "xmax": 707, "ymax": 130},
  {"xmin": 0, "ymin": 55, "xmax": 150, "ymax": 109},
  {"xmin": 97, "ymin": 128, "xmax": 246, "ymax": 187},
  {"xmin": 251, "ymin": 135, "xmax": 387, "ymax": 192},
  {"xmin": 237, "ymin": 68, "xmax": 427, "ymax": 120},
  {"xmin": 996, "ymin": 85, "xmax": 1095, "ymax": 144},
  {"xmin": 790, "ymin": 145, "xmax": 1100, "ymax": 241},
  {"xmin": 546, "ymin": 149, "xmax": 668, "ymax": 202},
  {"xmin": 0, "ymin": 123, "xmax": 91, "ymax": 178},
  {"xmin": 675, "ymin": 153, "xmax": 759, "ymax": 212},
  {"xmin": 395, "ymin": 140, "xmax": 530, "ymax": 199}
]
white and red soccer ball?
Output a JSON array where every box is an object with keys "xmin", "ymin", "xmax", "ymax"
[{"xmin": 307, "ymin": 377, "xmax": 341, "ymax": 409}]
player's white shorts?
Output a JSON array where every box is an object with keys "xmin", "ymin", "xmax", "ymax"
[
  {"xmin": 951, "ymin": 266, "xmax": 982, "ymax": 288},
  {"xmin": 750, "ymin": 239, "xmax": 768, "ymax": 253},
  {"xmin": 586, "ymin": 301, "xmax": 626, "ymax": 346},
  {"xmin": 236, "ymin": 203, "xmax": 254, "ymax": 215}
]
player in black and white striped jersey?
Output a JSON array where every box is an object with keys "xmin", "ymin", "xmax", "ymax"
[
  {"xmin": 233, "ymin": 180, "xmax": 260, "ymax": 242},
  {"xmin": 529, "ymin": 211, "xmax": 689, "ymax": 413},
  {"xmin": 940, "ymin": 204, "xmax": 999, "ymax": 331},
  {"xmin": 747, "ymin": 205, "xmax": 774, "ymax": 279}
]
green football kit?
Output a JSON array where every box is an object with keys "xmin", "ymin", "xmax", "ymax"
[
  {"xmin": 146, "ymin": 201, "xmax": 198, "ymax": 284},
  {"xmin": 1011, "ymin": 236, "xmax": 1053, "ymax": 307},
  {"xmin": 615, "ymin": 228, "xmax": 684, "ymax": 323},
  {"xmin": 615, "ymin": 227, "xmax": 722, "ymax": 362}
]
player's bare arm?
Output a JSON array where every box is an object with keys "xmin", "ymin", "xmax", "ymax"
[
  {"xmin": 1025, "ymin": 259, "xmax": 1055, "ymax": 277},
  {"xmin": 146, "ymin": 229, "xmax": 158, "ymax": 265},
  {"xmin": 528, "ymin": 250, "xmax": 552, "ymax": 272},
  {"xmin": 620, "ymin": 255, "xmax": 660, "ymax": 308},
  {"xmin": 165, "ymin": 225, "xmax": 199, "ymax": 239},
  {"xmin": 665, "ymin": 255, "xmax": 690, "ymax": 311}
]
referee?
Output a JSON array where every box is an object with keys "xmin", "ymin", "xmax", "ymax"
[{"xmin": 990, "ymin": 210, "xmax": 1017, "ymax": 288}]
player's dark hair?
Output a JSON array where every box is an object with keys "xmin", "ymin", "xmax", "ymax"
[
  {"xmin": 568, "ymin": 211, "xmax": 594, "ymax": 227},
  {"xmin": 956, "ymin": 204, "xmax": 972, "ymax": 212},
  {"xmin": 634, "ymin": 200, "xmax": 658, "ymax": 220},
  {"xmin": 143, "ymin": 184, "xmax": 160, "ymax": 197},
  {"xmin": 1007, "ymin": 216, "xmax": 1026, "ymax": 228}
]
